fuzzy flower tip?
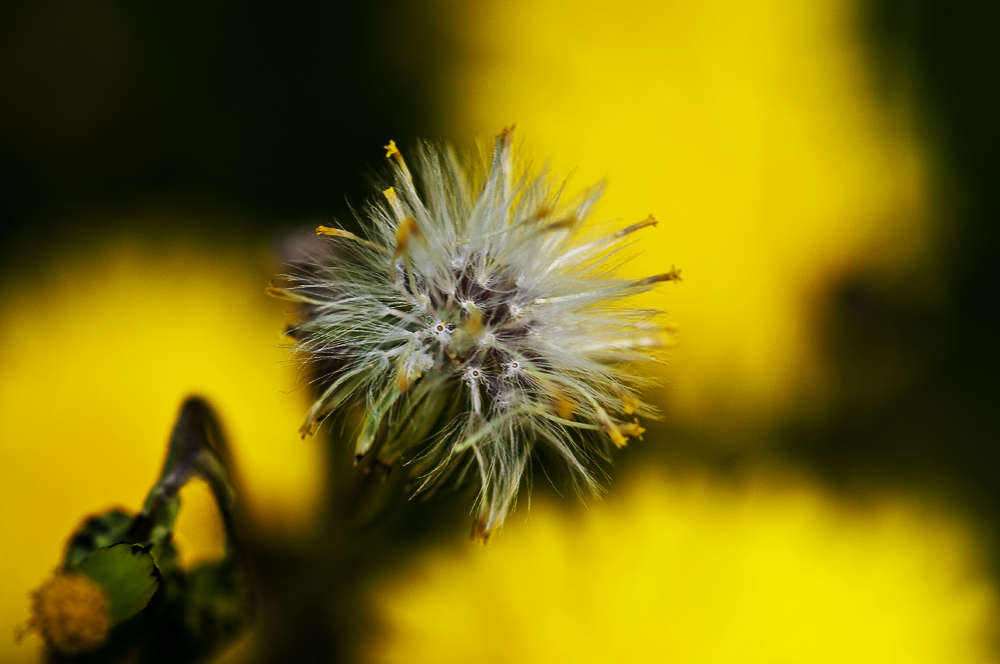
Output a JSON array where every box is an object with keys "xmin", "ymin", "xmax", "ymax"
[{"xmin": 271, "ymin": 129, "xmax": 678, "ymax": 540}]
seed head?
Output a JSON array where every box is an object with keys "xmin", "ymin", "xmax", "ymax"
[{"xmin": 272, "ymin": 129, "xmax": 678, "ymax": 540}]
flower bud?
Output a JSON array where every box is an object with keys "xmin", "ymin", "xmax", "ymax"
[{"xmin": 30, "ymin": 542, "xmax": 160, "ymax": 654}]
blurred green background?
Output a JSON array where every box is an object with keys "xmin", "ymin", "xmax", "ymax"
[{"xmin": 1, "ymin": 0, "xmax": 998, "ymax": 662}]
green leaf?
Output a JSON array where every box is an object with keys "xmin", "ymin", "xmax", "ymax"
[{"xmin": 78, "ymin": 543, "xmax": 161, "ymax": 624}]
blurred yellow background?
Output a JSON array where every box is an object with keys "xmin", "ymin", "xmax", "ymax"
[
  {"xmin": 438, "ymin": 0, "xmax": 929, "ymax": 433},
  {"xmin": 0, "ymin": 236, "xmax": 322, "ymax": 661},
  {"xmin": 367, "ymin": 468, "xmax": 999, "ymax": 664}
]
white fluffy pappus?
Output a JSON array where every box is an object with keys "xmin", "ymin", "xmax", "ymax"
[{"xmin": 271, "ymin": 129, "xmax": 679, "ymax": 540}]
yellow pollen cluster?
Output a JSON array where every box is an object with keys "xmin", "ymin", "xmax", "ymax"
[{"xmin": 30, "ymin": 573, "xmax": 112, "ymax": 654}]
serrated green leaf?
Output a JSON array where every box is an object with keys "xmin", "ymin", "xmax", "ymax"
[{"xmin": 78, "ymin": 542, "xmax": 161, "ymax": 624}]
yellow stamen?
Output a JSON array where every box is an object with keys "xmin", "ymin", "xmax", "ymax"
[
  {"xmin": 605, "ymin": 423, "xmax": 628, "ymax": 448},
  {"xmin": 543, "ymin": 214, "xmax": 578, "ymax": 233},
  {"xmin": 383, "ymin": 187, "xmax": 404, "ymax": 220},
  {"xmin": 531, "ymin": 206, "xmax": 552, "ymax": 221},
  {"xmin": 527, "ymin": 371, "xmax": 577, "ymax": 419},
  {"xmin": 498, "ymin": 125, "xmax": 515, "ymax": 190},
  {"xmin": 316, "ymin": 226, "xmax": 387, "ymax": 252},
  {"xmin": 613, "ymin": 214, "xmax": 659, "ymax": 238},
  {"xmin": 555, "ymin": 395, "xmax": 575, "ymax": 420},
  {"xmin": 383, "ymin": 139, "xmax": 413, "ymax": 184},
  {"xmin": 513, "ymin": 206, "xmax": 551, "ymax": 228},
  {"xmin": 498, "ymin": 124, "xmax": 516, "ymax": 148},
  {"xmin": 638, "ymin": 267, "xmax": 682, "ymax": 286},
  {"xmin": 384, "ymin": 139, "xmax": 400, "ymax": 159},
  {"xmin": 471, "ymin": 516, "xmax": 491, "ymax": 544},
  {"xmin": 393, "ymin": 216, "xmax": 426, "ymax": 260},
  {"xmin": 598, "ymin": 410, "xmax": 629, "ymax": 448},
  {"xmin": 619, "ymin": 389, "xmax": 642, "ymax": 415},
  {"xmin": 618, "ymin": 418, "xmax": 645, "ymax": 440}
]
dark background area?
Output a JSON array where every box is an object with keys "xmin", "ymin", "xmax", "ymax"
[
  {"xmin": 783, "ymin": 0, "xmax": 1000, "ymax": 534},
  {"xmin": 0, "ymin": 0, "xmax": 447, "ymax": 267}
]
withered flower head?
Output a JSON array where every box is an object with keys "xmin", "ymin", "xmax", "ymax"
[{"xmin": 271, "ymin": 129, "xmax": 678, "ymax": 540}]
